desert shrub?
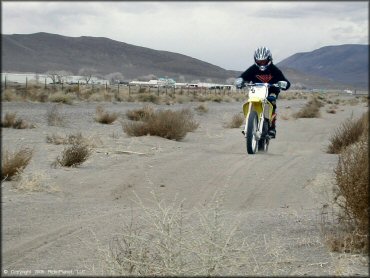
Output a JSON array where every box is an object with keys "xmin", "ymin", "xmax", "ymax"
[
  {"xmin": 174, "ymin": 95, "xmax": 191, "ymax": 104},
  {"xmin": 326, "ymin": 105, "xmax": 338, "ymax": 114},
  {"xmin": 137, "ymin": 93, "xmax": 159, "ymax": 104},
  {"xmin": 13, "ymin": 118, "xmax": 33, "ymax": 129},
  {"xmin": 334, "ymin": 137, "xmax": 368, "ymax": 232},
  {"xmin": 25, "ymin": 87, "xmax": 49, "ymax": 102},
  {"xmin": 53, "ymin": 143, "xmax": 92, "ymax": 167},
  {"xmin": 1, "ymin": 147, "xmax": 33, "ymax": 180},
  {"xmin": 1, "ymin": 112, "xmax": 17, "ymax": 127},
  {"xmin": 65, "ymin": 85, "xmax": 80, "ymax": 93},
  {"xmin": 95, "ymin": 105, "xmax": 118, "ymax": 124},
  {"xmin": 1, "ymin": 89, "xmax": 23, "ymax": 101},
  {"xmin": 347, "ymin": 98, "xmax": 359, "ymax": 106},
  {"xmin": 46, "ymin": 104, "xmax": 67, "ymax": 126},
  {"xmin": 226, "ymin": 113, "xmax": 244, "ymax": 128},
  {"xmin": 179, "ymin": 108, "xmax": 199, "ymax": 132},
  {"xmin": 138, "ymin": 87, "xmax": 147, "ymax": 94},
  {"xmin": 194, "ymin": 103, "xmax": 209, "ymax": 114},
  {"xmin": 326, "ymin": 112, "xmax": 368, "ymax": 154},
  {"xmin": 89, "ymin": 92, "xmax": 105, "ymax": 102},
  {"xmin": 122, "ymin": 108, "xmax": 198, "ymax": 141},
  {"xmin": 126, "ymin": 105, "xmax": 155, "ymax": 121},
  {"xmin": 293, "ymin": 97, "xmax": 324, "ymax": 118},
  {"xmin": 211, "ymin": 96, "xmax": 223, "ymax": 103},
  {"xmin": 48, "ymin": 91, "xmax": 74, "ymax": 104},
  {"xmin": 1, "ymin": 112, "xmax": 34, "ymax": 129},
  {"xmin": 98, "ymin": 190, "xmax": 256, "ymax": 276},
  {"xmin": 321, "ymin": 113, "xmax": 369, "ymax": 254},
  {"xmin": 325, "ymin": 136, "xmax": 369, "ymax": 253}
]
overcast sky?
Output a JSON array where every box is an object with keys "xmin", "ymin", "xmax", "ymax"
[{"xmin": 2, "ymin": 1, "xmax": 369, "ymax": 71}]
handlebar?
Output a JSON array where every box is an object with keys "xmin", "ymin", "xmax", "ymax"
[{"xmin": 246, "ymin": 82, "xmax": 279, "ymax": 88}]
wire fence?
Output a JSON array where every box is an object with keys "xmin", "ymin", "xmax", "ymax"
[{"xmin": 1, "ymin": 79, "xmax": 238, "ymax": 97}]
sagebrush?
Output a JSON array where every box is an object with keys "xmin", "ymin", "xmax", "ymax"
[
  {"xmin": 53, "ymin": 143, "xmax": 92, "ymax": 167},
  {"xmin": 95, "ymin": 105, "xmax": 118, "ymax": 124},
  {"xmin": 327, "ymin": 112, "xmax": 368, "ymax": 154},
  {"xmin": 1, "ymin": 147, "xmax": 33, "ymax": 180},
  {"xmin": 122, "ymin": 108, "xmax": 198, "ymax": 141}
]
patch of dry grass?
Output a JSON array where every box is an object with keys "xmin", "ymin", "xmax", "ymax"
[
  {"xmin": 95, "ymin": 105, "xmax": 118, "ymax": 124},
  {"xmin": 12, "ymin": 171, "xmax": 59, "ymax": 193},
  {"xmin": 46, "ymin": 132, "xmax": 84, "ymax": 145},
  {"xmin": 122, "ymin": 108, "xmax": 198, "ymax": 141},
  {"xmin": 226, "ymin": 113, "xmax": 244, "ymax": 128},
  {"xmin": 326, "ymin": 112, "xmax": 368, "ymax": 154},
  {"xmin": 46, "ymin": 132, "xmax": 101, "ymax": 148},
  {"xmin": 53, "ymin": 143, "xmax": 92, "ymax": 167},
  {"xmin": 1, "ymin": 147, "xmax": 33, "ymax": 181},
  {"xmin": 293, "ymin": 97, "xmax": 324, "ymax": 118},
  {"xmin": 46, "ymin": 104, "xmax": 67, "ymax": 126},
  {"xmin": 137, "ymin": 93, "xmax": 160, "ymax": 104},
  {"xmin": 126, "ymin": 105, "xmax": 155, "ymax": 121}
]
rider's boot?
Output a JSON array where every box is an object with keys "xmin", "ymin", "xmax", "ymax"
[{"xmin": 268, "ymin": 113, "xmax": 277, "ymax": 138}]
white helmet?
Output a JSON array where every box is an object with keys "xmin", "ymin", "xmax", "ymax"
[{"xmin": 254, "ymin": 46, "xmax": 272, "ymax": 71}]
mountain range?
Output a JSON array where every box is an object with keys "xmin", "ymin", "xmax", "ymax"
[
  {"xmin": 2, "ymin": 32, "xmax": 368, "ymax": 90},
  {"xmin": 276, "ymin": 44, "xmax": 368, "ymax": 90}
]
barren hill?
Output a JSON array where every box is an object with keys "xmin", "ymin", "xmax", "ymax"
[{"xmin": 2, "ymin": 32, "xmax": 240, "ymax": 83}]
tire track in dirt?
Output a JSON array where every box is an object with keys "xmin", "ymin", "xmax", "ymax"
[{"xmin": 2, "ymin": 208, "xmax": 125, "ymax": 269}]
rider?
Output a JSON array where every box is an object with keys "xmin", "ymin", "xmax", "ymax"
[{"xmin": 235, "ymin": 46, "xmax": 291, "ymax": 138}]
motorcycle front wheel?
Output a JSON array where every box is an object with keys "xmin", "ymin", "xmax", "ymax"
[
  {"xmin": 246, "ymin": 111, "xmax": 258, "ymax": 154},
  {"xmin": 258, "ymin": 119, "xmax": 269, "ymax": 152}
]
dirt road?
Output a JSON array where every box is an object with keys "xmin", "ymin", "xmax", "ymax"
[{"xmin": 2, "ymin": 97, "xmax": 368, "ymax": 275}]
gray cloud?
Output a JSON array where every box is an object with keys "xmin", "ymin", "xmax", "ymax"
[{"xmin": 2, "ymin": 1, "xmax": 368, "ymax": 71}]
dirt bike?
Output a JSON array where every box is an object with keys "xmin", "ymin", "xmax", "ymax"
[{"xmin": 241, "ymin": 82, "xmax": 279, "ymax": 154}]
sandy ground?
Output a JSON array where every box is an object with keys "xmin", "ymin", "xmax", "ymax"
[{"xmin": 1, "ymin": 95, "xmax": 369, "ymax": 276}]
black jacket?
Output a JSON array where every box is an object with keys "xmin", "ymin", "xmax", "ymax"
[{"xmin": 239, "ymin": 64, "xmax": 291, "ymax": 96}]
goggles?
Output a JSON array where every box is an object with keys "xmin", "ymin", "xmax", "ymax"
[{"xmin": 256, "ymin": 59, "xmax": 269, "ymax": 66}]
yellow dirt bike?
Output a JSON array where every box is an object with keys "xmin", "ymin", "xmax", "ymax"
[{"xmin": 242, "ymin": 82, "xmax": 279, "ymax": 154}]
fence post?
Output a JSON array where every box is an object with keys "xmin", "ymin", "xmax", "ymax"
[
  {"xmin": 157, "ymin": 86, "xmax": 159, "ymax": 96},
  {"xmin": 105, "ymin": 82, "xmax": 108, "ymax": 91},
  {"xmin": 4, "ymin": 75, "xmax": 7, "ymax": 89},
  {"xmin": 78, "ymin": 80, "xmax": 80, "ymax": 93},
  {"xmin": 25, "ymin": 77, "xmax": 28, "ymax": 92},
  {"xmin": 44, "ymin": 78, "xmax": 47, "ymax": 89},
  {"xmin": 61, "ymin": 82, "xmax": 63, "ymax": 91},
  {"xmin": 129, "ymin": 84, "xmax": 131, "ymax": 96}
]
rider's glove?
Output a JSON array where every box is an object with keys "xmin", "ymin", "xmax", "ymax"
[
  {"xmin": 235, "ymin": 78, "xmax": 244, "ymax": 89},
  {"xmin": 277, "ymin": 81, "xmax": 288, "ymax": 89}
]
